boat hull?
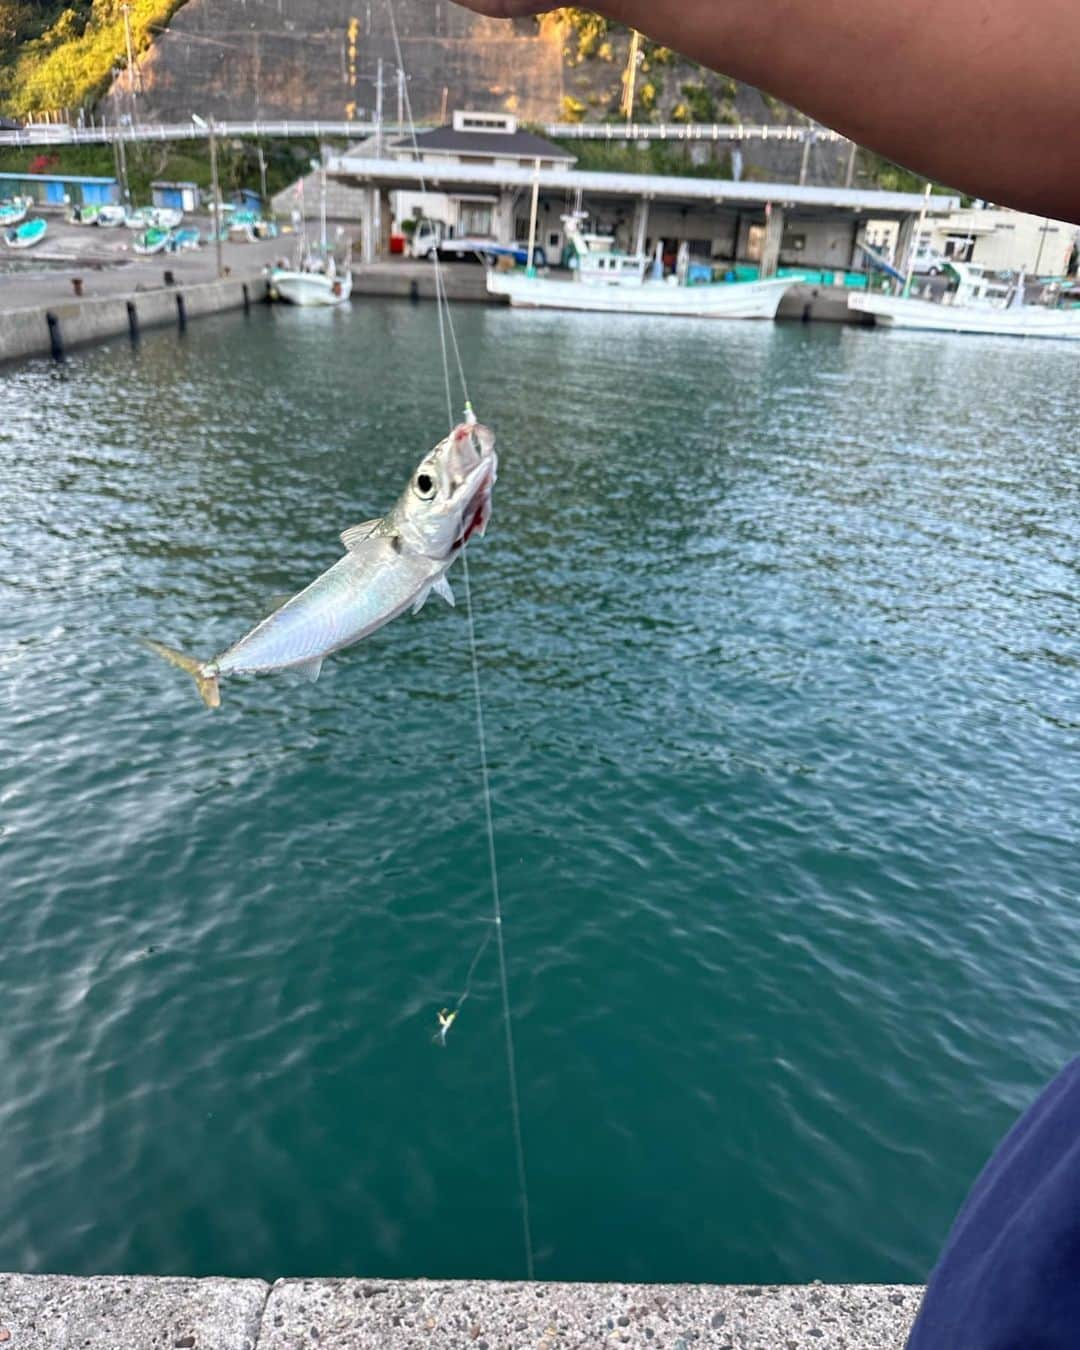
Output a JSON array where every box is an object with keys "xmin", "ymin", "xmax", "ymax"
[
  {"xmin": 486, "ymin": 270, "xmax": 792, "ymax": 319},
  {"xmin": 271, "ymin": 269, "xmax": 353, "ymax": 307},
  {"xmin": 849, "ymin": 292, "xmax": 1080, "ymax": 340},
  {"xmin": 4, "ymin": 220, "xmax": 46, "ymax": 249}
]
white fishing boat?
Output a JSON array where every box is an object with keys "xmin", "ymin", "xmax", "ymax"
[
  {"xmin": 270, "ymin": 256, "xmax": 352, "ymax": 307},
  {"xmin": 270, "ymin": 167, "xmax": 352, "ymax": 307},
  {"xmin": 486, "ymin": 213, "xmax": 793, "ymax": 319},
  {"xmin": 96, "ymin": 205, "xmax": 128, "ymax": 228},
  {"xmin": 149, "ymin": 206, "xmax": 184, "ymax": 230},
  {"xmin": 848, "ymin": 262, "xmax": 1080, "ymax": 340}
]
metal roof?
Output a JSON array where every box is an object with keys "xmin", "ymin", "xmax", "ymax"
[
  {"xmin": 0, "ymin": 170, "xmax": 116, "ymax": 184},
  {"xmin": 403, "ymin": 125, "xmax": 575, "ymax": 162},
  {"xmin": 329, "ymin": 154, "xmax": 960, "ymax": 216}
]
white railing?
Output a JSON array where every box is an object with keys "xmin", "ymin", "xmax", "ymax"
[{"xmin": 0, "ymin": 119, "xmax": 847, "ymax": 148}]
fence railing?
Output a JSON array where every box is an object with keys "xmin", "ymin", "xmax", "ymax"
[{"xmin": 0, "ymin": 119, "xmax": 848, "ymax": 149}]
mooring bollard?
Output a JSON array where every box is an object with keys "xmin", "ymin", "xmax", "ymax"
[
  {"xmin": 71, "ymin": 277, "xmax": 84, "ymax": 298},
  {"xmin": 176, "ymin": 293, "xmax": 186, "ymax": 332},
  {"xmin": 242, "ymin": 282, "xmax": 250, "ymax": 314},
  {"xmin": 409, "ymin": 279, "xmax": 420, "ymax": 304},
  {"xmin": 163, "ymin": 270, "xmax": 176, "ymax": 287},
  {"xmin": 45, "ymin": 311, "xmax": 64, "ymax": 362},
  {"xmin": 126, "ymin": 300, "xmax": 139, "ymax": 344}
]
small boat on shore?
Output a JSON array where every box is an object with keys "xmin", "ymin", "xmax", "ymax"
[
  {"xmin": 132, "ymin": 227, "xmax": 171, "ymax": 256},
  {"xmin": 66, "ymin": 202, "xmax": 103, "ymax": 226},
  {"xmin": 4, "ymin": 218, "xmax": 47, "ymax": 249},
  {"xmin": 149, "ymin": 207, "xmax": 184, "ymax": 230},
  {"xmin": 487, "ymin": 212, "xmax": 794, "ymax": 320},
  {"xmin": 168, "ymin": 227, "xmax": 202, "ymax": 252},
  {"xmin": 96, "ymin": 205, "xmax": 128, "ymax": 228},
  {"xmin": 0, "ymin": 197, "xmax": 29, "ymax": 227},
  {"xmin": 848, "ymin": 261, "xmax": 1080, "ymax": 340}
]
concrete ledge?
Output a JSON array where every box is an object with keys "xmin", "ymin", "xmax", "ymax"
[
  {"xmin": 0, "ymin": 1276, "xmax": 923, "ymax": 1349},
  {"xmin": 0, "ymin": 1274, "xmax": 269, "ymax": 1349},
  {"xmin": 0, "ymin": 276, "xmax": 268, "ymax": 365},
  {"xmin": 352, "ymin": 261, "xmax": 506, "ymax": 303}
]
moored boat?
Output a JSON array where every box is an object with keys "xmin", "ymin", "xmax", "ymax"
[
  {"xmin": 3, "ymin": 217, "xmax": 47, "ymax": 249},
  {"xmin": 848, "ymin": 261, "xmax": 1080, "ymax": 340},
  {"xmin": 270, "ymin": 258, "xmax": 352, "ymax": 307},
  {"xmin": 486, "ymin": 212, "xmax": 794, "ymax": 320}
]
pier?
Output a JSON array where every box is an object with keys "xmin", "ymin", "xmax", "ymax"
[
  {"xmin": 0, "ymin": 1275, "xmax": 922, "ymax": 1347},
  {"xmin": 0, "ymin": 219, "xmax": 282, "ymax": 363}
]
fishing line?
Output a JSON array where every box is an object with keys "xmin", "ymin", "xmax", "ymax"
[{"xmin": 384, "ymin": 0, "xmax": 536, "ymax": 1282}]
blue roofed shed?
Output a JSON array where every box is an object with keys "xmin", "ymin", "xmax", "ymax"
[
  {"xmin": 0, "ymin": 171, "xmax": 119, "ymax": 206},
  {"xmin": 151, "ymin": 180, "xmax": 201, "ymax": 211}
]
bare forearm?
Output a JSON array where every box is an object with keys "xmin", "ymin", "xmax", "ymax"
[{"xmin": 459, "ymin": 0, "xmax": 1080, "ymax": 222}]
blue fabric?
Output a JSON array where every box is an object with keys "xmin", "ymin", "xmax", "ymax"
[{"xmin": 908, "ymin": 1057, "xmax": 1080, "ymax": 1349}]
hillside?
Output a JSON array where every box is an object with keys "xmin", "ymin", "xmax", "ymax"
[
  {"xmin": 0, "ymin": 2, "xmax": 928, "ymax": 190},
  {"xmin": 0, "ymin": 0, "xmax": 187, "ymax": 116}
]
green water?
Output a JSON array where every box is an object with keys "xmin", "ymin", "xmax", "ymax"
[{"xmin": 1, "ymin": 301, "xmax": 1077, "ymax": 1284}]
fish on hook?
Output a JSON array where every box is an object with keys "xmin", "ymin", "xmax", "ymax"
[{"xmin": 146, "ymin": 422, "xmax": 497, "ymax": 708}]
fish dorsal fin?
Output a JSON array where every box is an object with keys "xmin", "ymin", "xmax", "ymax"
[
  {"xmin": 340, "ymin": 518, "xmax": 382, "ymax": 552},
  {"xmin": 294, "ymin": 656, "xmax": 324, "ymax": 683},
  {"xmin": 433, "ymin": 575, "xmax": 455, "ymax": 607}
]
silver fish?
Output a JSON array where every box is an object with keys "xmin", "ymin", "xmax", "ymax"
[{"xmin": 147, "ymin": 421, "xmax": 497, "ymax": 708}]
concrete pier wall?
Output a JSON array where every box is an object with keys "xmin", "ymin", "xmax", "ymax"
[
  {"xmin": 350, "ymin": 263, "xmax": 872, "ymax": 324},
  {"xmin": 0, "ymin": 1274, "xmax": 922, "ymax": 1348},
  {"xmin": 0, "ymin": 276, "xmax": 268, "ymax": 366}
]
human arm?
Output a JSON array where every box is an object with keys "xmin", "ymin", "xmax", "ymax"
[{"xmin": 454, "ymin": 0, "xmax": 1080, "ymax": 223}]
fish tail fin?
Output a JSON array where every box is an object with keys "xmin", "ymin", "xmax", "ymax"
[{"xmin": 143, "ymin": 639, "xmax": 221, "ymax": 709}]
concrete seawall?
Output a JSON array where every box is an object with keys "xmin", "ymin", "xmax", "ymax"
[
  {"xmin": 0, "ymin": 275, "xmax": 268, "ymax": 366},
  {"xmin": 0, "ymin": 1275, "xmax": 922, "ymax": 1348}
]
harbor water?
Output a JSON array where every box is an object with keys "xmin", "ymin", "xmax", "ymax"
[{"xmin": 1, "ymin": 301, "xmax": 1076, "ymax": 1284}]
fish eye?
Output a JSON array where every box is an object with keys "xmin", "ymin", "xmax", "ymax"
[{"xmin": 414, "ymin": 471, "xmax": 437, "ymax": 500}]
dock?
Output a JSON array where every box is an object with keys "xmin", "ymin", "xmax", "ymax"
[
  {"xmin": 0, "ymin": 1274, "xmax": 923, "ymax": 1347},
  {"xmin": 0, "ymin": 217, "xmax": 284, "ymax": 363}
]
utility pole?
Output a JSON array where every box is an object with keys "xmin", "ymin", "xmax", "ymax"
[
  {"xmin": 114, "ymin": 117, "xmax": 130, "ymax": 205},
  {"xmin": 120, "ymin": 3, "xmax": 137, "ymax": 118},
  {"xmin": 375, "ymin": 57, "xmax": 384, "ymax": 157},
  {"xmin": 844, "ymin": 140, "xmax": 857, "ymax": 189},
  {"xmin": 525, "ymin": 157, "xmax": 541, "ymax": 275},
  {"xmin": 798, "ymin": 128, "xmax": 814, "ymax": 186},
  {"xmin": 396, "ymin": 66, "xmax": 405, "ymax": 130},
  {"xmin": 257, "ymin": 143, "xmax": 268, "ymax": 205},
  {"xmin": 209, "ymin": 117, "xmax": 223, "ymax": 279},
  {"xmin": 621, "ymin": 29, "xmax": 641, "ymax": 126}
]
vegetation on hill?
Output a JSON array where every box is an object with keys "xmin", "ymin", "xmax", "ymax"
[{"xmin": 0, "ymin": 0, "xmax": 189, "ymax": 117}]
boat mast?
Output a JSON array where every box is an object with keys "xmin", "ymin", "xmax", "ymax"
[
  {"xmin": 901, "ymin": 182, "xmax": 932, "ymax": 298},
  {"xmin": 320, "ymin": 162, "xmax": 328, "ymax": 253}
]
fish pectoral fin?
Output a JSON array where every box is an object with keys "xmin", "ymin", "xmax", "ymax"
[
  {"xmin": 340, "ymin": 518, "xmax": 382, "ymax": 552},
  {"xmin": 412, "ymin": 585, "xmax": 431, "ymax": 616},
  {"xmin": 432, "ymin": 575, "xmax": 455, "ymax": 607},
  {"xmin": 294, "ymin": 656, "xmax": 324, "ymax": 683}
]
